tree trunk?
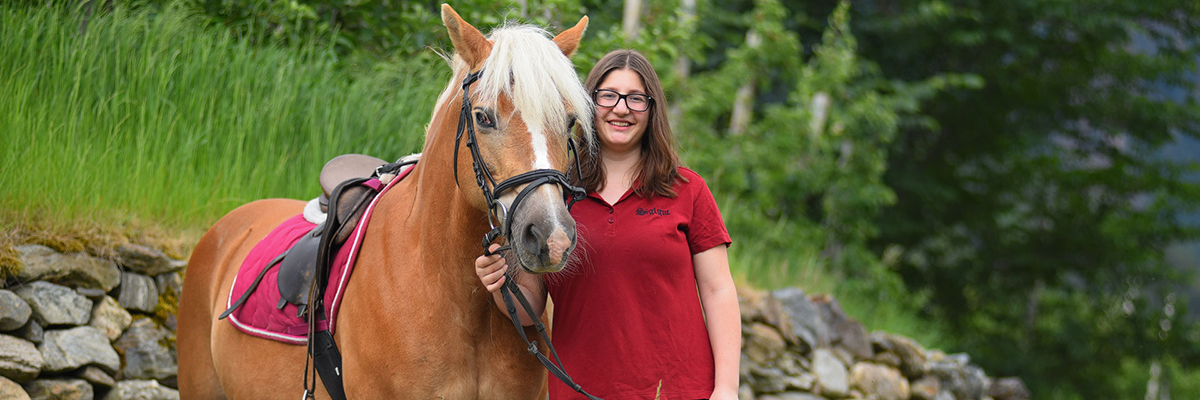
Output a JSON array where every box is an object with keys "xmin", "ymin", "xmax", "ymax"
[
  {"xmin": 729, "ymin": 29, "xmax": 761, "ymax": 135},
  {"xmin": 623, "ymin": 0, "xmax": 642, "ymax": 40},
  {"xmin": 669, "ymin": 0, "xmax": 697, "ymax": 125}
]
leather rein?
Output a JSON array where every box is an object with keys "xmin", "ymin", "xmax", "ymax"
[{"xmin": 453, "ymin": 70, "xmax": 602, "ymax": 400}]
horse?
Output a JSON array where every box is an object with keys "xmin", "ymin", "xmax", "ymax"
[{"xmin": 176, "ymin": 5, "xmax": 594, "ymax": 398}]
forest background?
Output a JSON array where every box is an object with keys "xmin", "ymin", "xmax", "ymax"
[{"xmin": 1, "ymin": 0, "xmax": 1199, "ymax": 398}]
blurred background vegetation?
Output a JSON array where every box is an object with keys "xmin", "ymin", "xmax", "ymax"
[{"xmin": 1, "ymin": 0, "xmax": 1198, "ymax": 398}]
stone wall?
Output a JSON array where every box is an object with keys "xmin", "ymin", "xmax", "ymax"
[
  {"xmin": 1, "ymin": 244, "xmax": 182, "ymax": 400},
  {"xmin": 737, "ymin": 287, "xmax": 1030, "ymax": 400},
  {"xmin": 1, "ymin": 241, "xmax": 1032, "ymax": 400}
]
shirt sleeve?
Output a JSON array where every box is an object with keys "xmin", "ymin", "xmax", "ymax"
[{"xmin": 686, "ymin": 172, "xmax": 732, "ymax": 255}]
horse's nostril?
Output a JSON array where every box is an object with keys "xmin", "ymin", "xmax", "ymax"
[{"xmin": 522, "ymin": 223, "xmax": 543, "ymax": 254}]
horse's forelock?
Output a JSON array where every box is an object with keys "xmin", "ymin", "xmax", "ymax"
[{"xmin": 480, "ymin": 25, "xmax": 595, "ymax": 148}]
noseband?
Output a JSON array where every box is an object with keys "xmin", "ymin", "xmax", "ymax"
[{"xmin": 454, "ymin": 70, "xmax": 602, "ymax": 400}]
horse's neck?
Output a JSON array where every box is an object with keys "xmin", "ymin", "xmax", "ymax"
[{"xmin": 389, "ymin": 98, "xmax": 489, "ymax": 292}]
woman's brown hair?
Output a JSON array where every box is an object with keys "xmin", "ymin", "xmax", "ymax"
[{"xmin": 576, "ymin": 49, "xmax": 683, "ymax": 198}]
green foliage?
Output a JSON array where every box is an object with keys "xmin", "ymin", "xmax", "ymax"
[
  {"xmin": 0, "ymin": 3, "xmax": 445, "ymax": 228},
  {"xmin": 798, "ymin": 0, "xmax": 1200, "ymax": 397}
]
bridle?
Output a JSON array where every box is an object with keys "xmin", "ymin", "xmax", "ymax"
[
  {"xmin": 453, "ymin": 69, "xmax": 603, "ymax": 400},
  {"xmin": 453, "ymin": 69, "xmax": 587, "ymax": 251}
]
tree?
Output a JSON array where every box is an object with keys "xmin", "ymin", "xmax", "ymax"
[{"xmin": 814, "ymin": 0, "xmax": 1200, "ymax": 396}]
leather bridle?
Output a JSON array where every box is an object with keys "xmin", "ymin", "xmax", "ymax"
[{"xmin": 453, "ymin": 69, "xmax": 602, "ymax": 400}]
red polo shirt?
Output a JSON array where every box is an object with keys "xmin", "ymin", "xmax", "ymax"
[{"xmin": 545, "ymin": 167, "xmax": 732, "ymax": 400}]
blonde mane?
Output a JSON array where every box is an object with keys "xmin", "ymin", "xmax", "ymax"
[{"xmin": 431, "ymin": 24, "xmax": 595, "ymax": 149}]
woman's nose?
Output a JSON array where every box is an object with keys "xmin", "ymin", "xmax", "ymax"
[{"xmin": 613, "ymin": 98, "xmax": 631, "ymax": 113}]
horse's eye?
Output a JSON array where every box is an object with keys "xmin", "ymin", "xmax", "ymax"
[
  {"xmin": 474, "ymin": 109, "xmax": 495, "ymax": 129},
  {"xmin": 566, "ymin": 119, "xmax": 577, "ymax": 132}
]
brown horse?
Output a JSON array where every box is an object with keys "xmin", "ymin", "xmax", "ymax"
[{"xmin": 176, "ymin": 5, "xmax": 593, "ymax": 399}]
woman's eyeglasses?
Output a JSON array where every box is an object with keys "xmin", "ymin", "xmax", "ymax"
[{"xmin": 594, "ymin": 89, "xmax": 652, "ymax": 112}]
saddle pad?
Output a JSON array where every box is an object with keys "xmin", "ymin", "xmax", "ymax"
[{"xmin": 225, "ymin": 164, "xmax": 413, "ymax": 344}]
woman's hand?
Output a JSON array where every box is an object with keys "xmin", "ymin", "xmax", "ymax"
[{"xmin": 475, "ymin": 243, "xmax": 508, "ymax": 293}]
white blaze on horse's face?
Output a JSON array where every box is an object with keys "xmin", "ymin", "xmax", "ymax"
[{"xmin": 441, "ymin": 5, "xmax": 593, "ymax": 274}]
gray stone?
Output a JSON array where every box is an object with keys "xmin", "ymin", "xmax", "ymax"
[
  {"xmin": 15, "ymin": 320, "xmax": 43, "ymax": 344},
  {"xmin": 153, "ymin": 273, "xmax": 182, "ymax": 298},
  {"xmin": 14, "ymin": 246, "xmax": 70, "ymax": 282},
  {"xmin": 738, "ymin": 383, "xmax": 756, "ymax": 400},
  {"xmin": 871, "ymin": 331, "xmax": 928, "ymax": 377},
  {"xmin": 88, "ymin": 297, "xmax": 132, "ymax": 342},
  {"xmin": 0, "ymin": 334, "xmax": 44, "ymax": 383},
  {"xmin": 37, "ymin": 327, "xmax": 120, "ymax": 375},
  {"xmin": 75, "ymin": 288, "xmax": 107, "ymax": 299},
  {"xmin": 117, "ymin": 273, "xmax": 158, "ymax": 313},
  {"xmin": 116, "ymin": 244, "xmax": 180, "ymax": 276},
  {"xmin": 0, "ymin": 290, "xmax": 32, "ymax": 331},
  {"xmin": 14, "ymin": 282, "xmax": 93, "ymax": 327},
  {"xmin": 76, "ymin": 366, "xmax": 115, "ymax": 390},
  {"xmin": 758, "ymin": 393, "xmax": 824, "ymax": 400},
  {"xmin": 850, "ymin": 362, "xmax": 910, "ymax": 400},
  {"xmin": 911, "ymin": 375, "xmax": 941, "ymax": 400},
  {"xmin": 749, "ymin": 366, "xmax": 789, "ymax": 393},
  {"xmin": 743, "ymin": 322, "xmax": 786, "ymax": 365},
  {"xmin": 739, "ymin": 287, "xmax": 769, "ymax": 323},
  {"xmin": 749, "ymin": 364, "xmax": 813, "ymax": 393},
  {"xmin": 22, "ymin": 378, "xmax": 92, "ymax": 400},
  {"xmin": 873, "ymin": 350, "xmax": 902, "ymax": 369},
  {"xmin": 987, "ymin": 377, "xmax": 1030, "ymax": 400},
  {"xmin": 0, "ymin": 376, "xmax": 31, "ymax": 400},
  {"xmin": 113, "ymin": 319, "xmax": 176, "ymax": 381},
  {"xmin": 775, "ymin": 351, "xmax": 809, "ymax": 376},
  {"xmin": 812, "ymin": 294, "xmax": 873, "ymax": 361},
  {"xmin": 812, "ymin": 348, "xmax": 848, "ymax": 398},
  {"xmin": 16, "ymin": 245, "xmax": 120, "ymax": 291},
  {"xmin": 771, "ymin": 288, "xmax": 830, "ymax": 350},
  {"xmin": 101, "ymin": 380, "xmax": 178, "ymax": 400},
  {"xmin": 928, "ymin": 358, "xmax": 988, "ymax": 400}
]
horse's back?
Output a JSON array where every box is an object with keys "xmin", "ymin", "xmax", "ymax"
[{"xmin": 177, "ymin": 198, "xmax": 305, "ymax": 400}]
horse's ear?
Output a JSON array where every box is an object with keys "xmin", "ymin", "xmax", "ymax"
[
  {"xmin": 441, "ymin": 4, "xmax": 492, "ymax": 68},
  {"xmin": 552, "ymin": 16, "xmax": 588, "ymax": 58}
]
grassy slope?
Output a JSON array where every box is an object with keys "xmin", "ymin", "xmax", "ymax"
[{"xmin": 0, "ymin": 4, "xmax": 445, "ymax": 232}]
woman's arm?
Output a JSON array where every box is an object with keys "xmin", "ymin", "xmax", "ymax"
[
  {"xmin": 475, "ymin": 244, "xmax": 547, "ymax": 326},
  {"xmin": 694, "ymin": 244, "xmax": 741, "ymax": 399}
]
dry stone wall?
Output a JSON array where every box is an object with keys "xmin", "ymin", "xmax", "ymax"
[
  {"xmin": 1, "ymin": 244, "xmax": 182, "ymax": 400},
  {"xmin": 737, "ymin": 287, "xmax": 1030, "ymax": 400},
  {"xmin": 1, "ymin": 240, "xmax": 1032, "ymax": 400}
]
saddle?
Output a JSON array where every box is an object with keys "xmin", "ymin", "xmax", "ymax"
[{"xmin": 221, "ymin": 154, "xmax": 411, "ymax": 319}]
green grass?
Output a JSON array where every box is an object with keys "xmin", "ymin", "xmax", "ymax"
[{"xmin": 0, "ymin": 3, "xmax": 447, "ymax": 231}]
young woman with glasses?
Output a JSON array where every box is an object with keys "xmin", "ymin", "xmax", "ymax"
[{"xmin": 476, "ymin": 49, "xmax": 741, "ymax": 400}]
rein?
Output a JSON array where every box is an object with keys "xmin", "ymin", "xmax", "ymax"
[{"xmin": 453, "ymin": 70, "xmax": 602, "ymax": 400}]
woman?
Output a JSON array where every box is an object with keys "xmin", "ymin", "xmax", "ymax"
[{"xmin": 476, "ymin": 49, "xmax": 741, "ymax": 400}]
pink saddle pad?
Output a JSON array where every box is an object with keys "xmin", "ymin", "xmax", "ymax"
[{"xmin": 225, "ymin": 165, "xmax": 412, "ymax": 344}]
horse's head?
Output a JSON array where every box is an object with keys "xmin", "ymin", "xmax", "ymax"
[{"xmin": 440, "ymin": 5, "xmax": 593, "ymax": 274}]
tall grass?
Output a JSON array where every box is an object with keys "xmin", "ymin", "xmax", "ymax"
[{"xmin": 0, "ymin": 4, "xmax": 447, "ymax": 230}]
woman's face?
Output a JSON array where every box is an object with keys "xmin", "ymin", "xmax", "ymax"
[{"xmin": 593, "ymin": 68, "xmax": 650, "ymax": 154}]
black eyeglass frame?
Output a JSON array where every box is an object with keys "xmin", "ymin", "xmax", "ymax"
[{"xmin": 593, "ymin": 89, "xmax": 654, "ymax": 112}]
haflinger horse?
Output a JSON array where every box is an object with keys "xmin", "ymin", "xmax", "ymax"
[{"xmin": 176, "ymin": 5, "xmax": 595, "ymax": 399}]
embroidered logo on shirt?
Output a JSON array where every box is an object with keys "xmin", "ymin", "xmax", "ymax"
[{"xmin": 635, "ymin": 207, "xmax": 670, "ymax": 216}]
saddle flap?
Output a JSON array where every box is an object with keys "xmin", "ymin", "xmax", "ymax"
[
  {"xmin": 320, "ymin": 154, "xmax": 387, "ymax": 199},
  {"xmin": 277, "ymin": 229, "xmax": 322, "ymax": 311}
]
